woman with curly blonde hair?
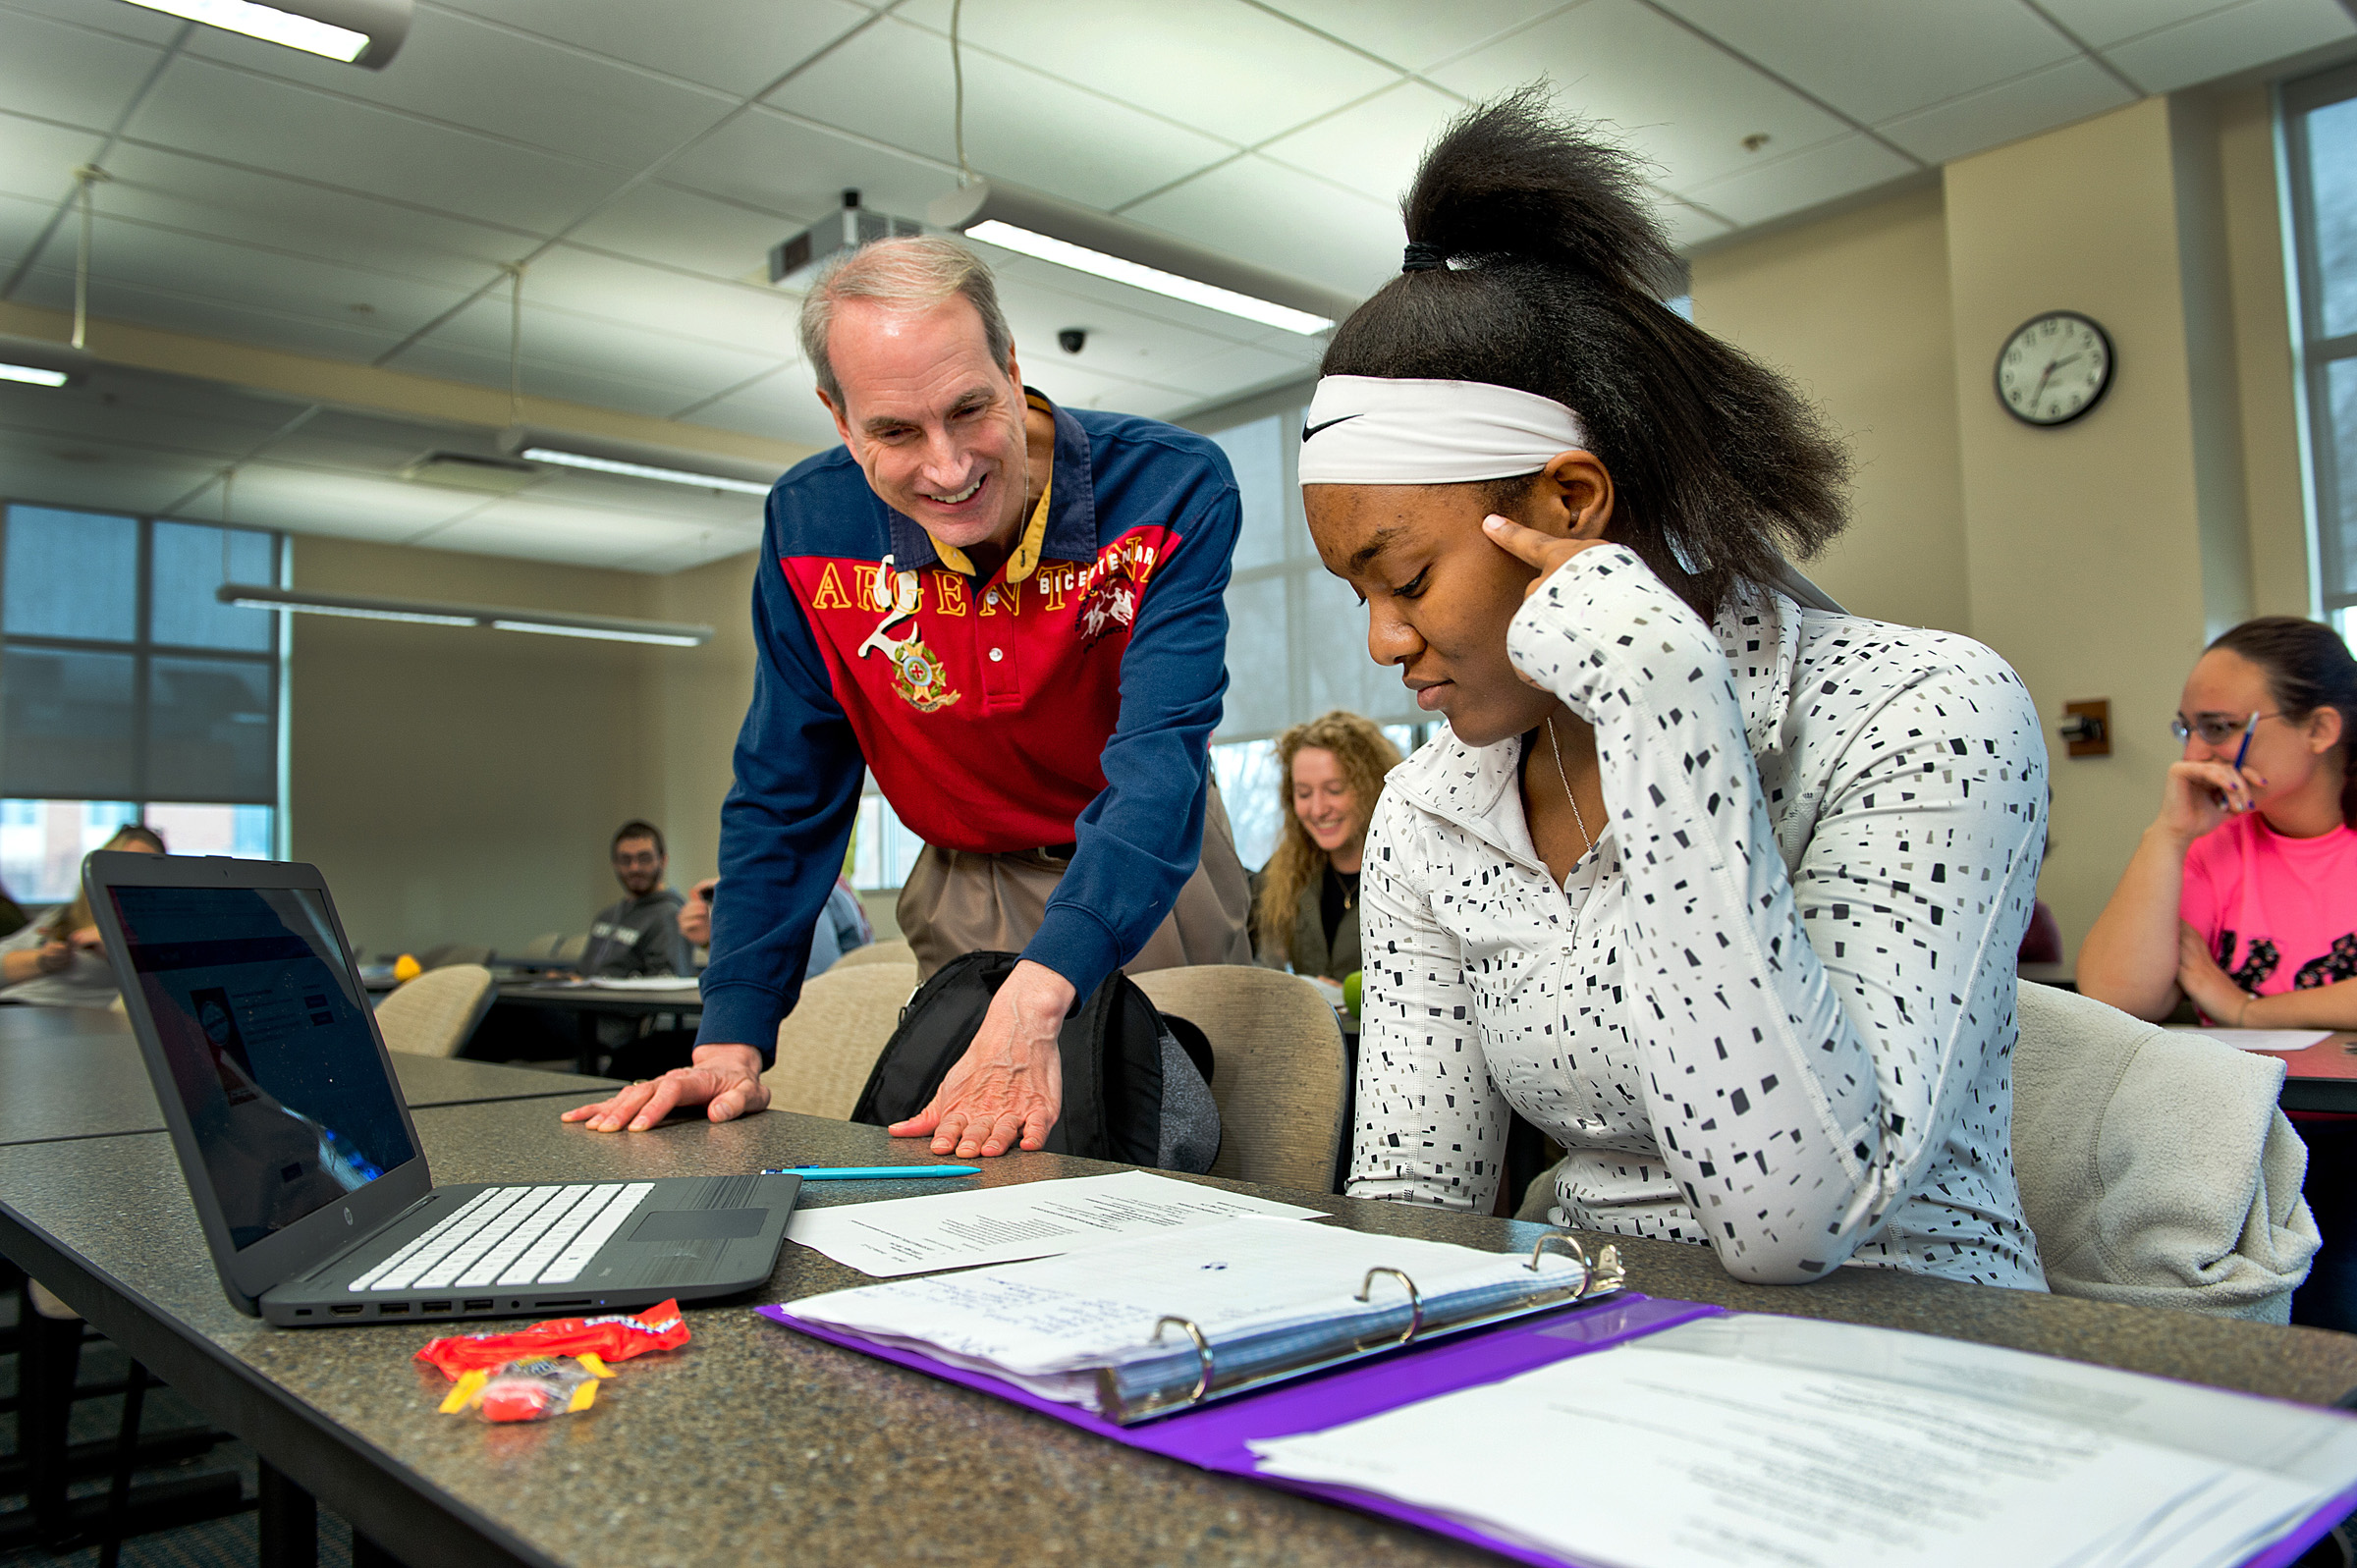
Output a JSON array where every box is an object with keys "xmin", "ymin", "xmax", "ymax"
[{"xmin": 1254, "ymin": 711, "xmax": 1403, "ymax": 981}]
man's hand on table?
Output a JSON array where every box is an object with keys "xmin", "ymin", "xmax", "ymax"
[
  {"xmin": 560, "ymin": 1043, "xmax": 769, "ymax": 1130},
  {"xmin": 890, "ymin": 959, "xmax": 1074, "ymax": 1158}
]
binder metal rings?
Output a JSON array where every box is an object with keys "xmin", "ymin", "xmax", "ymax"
[
  {"xmin": 1152, "ymin": 1315, "xmax": 1213, "ymax": 1405},
  {"xmin": 1526, "ymin": 1232, "xmax": 1626, "ymax": 1299},
  {"xmin": 1350, "ymin": 1266, "xmax": 1424, "ymax": 1349}
]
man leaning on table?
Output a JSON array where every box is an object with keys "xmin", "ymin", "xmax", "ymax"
[{"xmin": 566, "ymin": 235, "xmax": 1252, "ymax": 1152}]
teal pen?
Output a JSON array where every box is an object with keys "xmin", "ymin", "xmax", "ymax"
[{"xmin": 762, "ymin": 1164, "xmax": 982, "ymax": 1180}]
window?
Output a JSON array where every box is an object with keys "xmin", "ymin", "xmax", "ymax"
[
  {"xmin": 2285, "ymin": 63, "xmax": 2357, "ymax": 642},
  {"xmin": 0, "ymin": 504, "xmax": 285, "ymax": 901},
  {"xmin": 1205, "ymin": 411, "xmax": 1438, "ymax": 869}
]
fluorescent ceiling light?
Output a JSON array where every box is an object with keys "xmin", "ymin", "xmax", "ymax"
[
  {"xmin": 491, "ymin": 620, "xmax": 703, "ymax": 648},
  {"xmin": 220, "ymin": 585, "xmax": 711, "ymax": 647},
  {"xmin": 964, "ymin": 221, "xmax": 1333, "ymax": 336},
  {"xmin": 0, "ymin": 363, "xmax": 71, "ymax": 388},
  {"xmin": 520, "ymin": 447, "xmax": 772, "ymax": 496},
  {"xmin": 932, "ymin": 180, "xmax": 1357, "ymax": 338},
  {"xmin": 116, "ymin": 0, "xmax": 411, "ymax": 67}
]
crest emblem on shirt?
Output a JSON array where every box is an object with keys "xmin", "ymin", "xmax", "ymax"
[
  {"xmin": 1077, "ymin": 556, "xmax": 1140, "ymax": 644},
  {"xmin": 855, "ymin": 557, "xmax": 962, "ymax": 714}
]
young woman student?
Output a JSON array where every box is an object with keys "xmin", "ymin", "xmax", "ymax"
[
  {"xmin": 1309, "ymin": 90, "xmax": 2048, "ymax": 1289},
  {"xmin": 2078, "ymin": 619, "xmax": 2357, "ymax": 1029}
]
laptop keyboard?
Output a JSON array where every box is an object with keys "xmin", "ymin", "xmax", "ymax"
[{"xmin": 349, "ymin": 1182, "xmax": 656, "ymax": 1293}]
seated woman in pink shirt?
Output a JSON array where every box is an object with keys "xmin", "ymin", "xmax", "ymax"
[{"xmin": 2079, "ymin": 617, "xmax": 2357, "ymax": 1027}]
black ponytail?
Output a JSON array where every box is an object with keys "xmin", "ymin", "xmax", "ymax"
[
  {"xmin": 1324, "ymin": 85, "xmax": 1849, "ymax": 620},
  {"xmin": 2209, "ymin": 617, "xmax": 2357, "ymax": 828}
]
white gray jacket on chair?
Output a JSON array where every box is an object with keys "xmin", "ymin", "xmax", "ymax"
[{"xmin": 2011, "ymin": 982, "xmax": 2318, "ymax": 1323}]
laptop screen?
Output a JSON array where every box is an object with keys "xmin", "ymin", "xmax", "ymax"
[{"xmin": 107, "ymin": 883, "xmax": 417, "ymax": 1251}]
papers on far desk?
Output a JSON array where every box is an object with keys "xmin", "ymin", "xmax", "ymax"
[
  {"xmin": 784, "ymin": 1216, "xmax": 1592, "ymax": 1414},
  {"xmin": 782, "ymin": 1170, "xmax": 1325, "ymax": 1278},
  {"xmin": 533, "ymin": 975, "xmax": 700, "ymax": 993},
  {"xmin": 2165, "ymin": 1025, "xmax": 2333, "ymax": 1053},
  {"xmin": 1251, "ymin": 1313, "xmax": 2357, "ymax": 1568}
]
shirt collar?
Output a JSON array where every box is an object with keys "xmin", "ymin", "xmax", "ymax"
[{"xmin": 882, "ymin": 388, "xmax": 1097, "ymax": 579}]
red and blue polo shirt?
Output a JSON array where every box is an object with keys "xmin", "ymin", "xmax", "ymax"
[{"xmin": 696, "ymin": 392, "xmax": 1239, "ymax": 1058}]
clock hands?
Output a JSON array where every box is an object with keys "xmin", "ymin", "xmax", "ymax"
[{"xmin": 2026, "ymin": 351, "xmax": 2085, "ymax": 410}]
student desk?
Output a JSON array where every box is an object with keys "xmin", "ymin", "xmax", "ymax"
[
  {"xmin": 491, "ymin": 980, "xmax": 702, "ymax": 1075},
  {"xmin": 9, "ymin": 1107, "xmax": 2357, "ymax": 1568},
  {"xmin": 2267, "ymin": 1034, "xmax": 2357, "ymax": 1113},
  {"xmin": 0, "ymin": 1006, "xmax": 621, "ymax": 1146}
]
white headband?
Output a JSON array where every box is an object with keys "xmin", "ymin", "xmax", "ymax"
[{"xmin": 1296, "ymin": 375, "xmax": 1589, "ymax": 486}]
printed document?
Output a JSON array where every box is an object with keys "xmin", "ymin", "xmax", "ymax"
[
  {"xmin": 784, "ymin": 1216, "xmax": 1582, "ymax": 1404},
  {"xmin": 1251, "ymin": 1314, "xmax": 2357, "ymax": 1568},
  {"xmin": 2165, "ymin": 1025, "xmax": 2333, "ymax": 1053},
  {"xmin": 783, "ymin": 1169, "xmax": 1325, "ymax": 1277}
]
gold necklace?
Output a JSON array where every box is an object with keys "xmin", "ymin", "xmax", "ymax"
[{"xmin": 1545, "ymin": 716, "xmax": 1593, "ymax": 857}]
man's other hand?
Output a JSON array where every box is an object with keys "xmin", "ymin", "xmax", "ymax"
[
  {"xmin": 678, "ymin": 878, "xmax": 717, "ymax": 947},
  {"xmin": 560, "ymin": 1042, "xmax": 768, "ymax": 1130},
  {"xmin": 889, "ymin": 959, "xmax": 1074, "ymax": 1157}
]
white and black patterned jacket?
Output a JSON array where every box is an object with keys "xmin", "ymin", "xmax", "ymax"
[{"xmin": 1350, "ymin": 545, "xmax": 2048, "ymax": 1290}]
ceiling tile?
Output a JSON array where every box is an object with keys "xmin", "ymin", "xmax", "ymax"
[
  {"xmin": 687, "ymin": 382, "xmax": 842, "ymax": 451},
  {"xmin": 1135, "ymin": 338, "xmax": 1321, "ymax": 403},
  {"xmin": 10, "ymin": 261, "xmax": 418, "ymax": 363},
  {"xmin": 402, "ymin": 291, "xmax": 784, "ymax": 400},
  {"xmin": 1875, "ymin": 55, "xmax": 2135, "ymax": 165},
  {"xmin": 1250, "ymin": 0, "xmax": 1566, "ymax": 73},
  {"xmin": 1676, "ymin": 131, "xmax": 1917, "ymax": 227},
  {"xmin": 982, "ymin": 251, "xmax": 1282, "ymax": 347},
  {"xmin": 985, "ymin": 265, "xmax": 1312, "ymax": 402},
  {"xmin": 411, "ymin": 497, "xmax": 726, "ymax": 566},
  {"xmin": 429, "ymin": 0, "xmax": 877, "ymax": 98},
  {"xmin": 388, "ymin": 331, "xmax": 757, "ymax": 421},
  {"xmin": 895, "ymin": 0, "xmax": 1397, "ymax": 147},
  {"xmin": 89, "ymin": 141, "xmax": 524, "ymax": 292},
  {"xmin": 0, "ymin": 366, "xmax": 310, "ymax": 465},
  {"xmin": 0, "ymin": 114, "xmax": 108, "ymax": 211},
  {"xmin": 1258, "ymin": 80, "xmax": 1465, "ymax": 207},
  {"xmin": 1118, "ymin": 154, "xmax": 1402, "ymax": 299},
  {"xmin": 1650, "ymin": 0, "xmax": 2076, "ymax": 127},
  {"xmin": 2098, "ymin": 0, "xmax": 2356, "ymax": 94},
  {"xmin": 23, "ymin": 211, "xmax": 475, "ymax": 344},
  {"xmin": 179, "ymin": 9, "xmax": 736, "ymax": 173},
  {"xmin": 208, "ymin": 462, "xmax": 490, "ymax": 539},
  {"xmin": 766, "ymin": 14, "xmax": 1235, "ymax": 210},
  {"xmin": 629, "ymin": 535, "xmax": 763, "ymax": 574},
  {"xmin": 0, "ymin": 6, "xmax": 169, "ymax": 133},
  {"xmin": 123, "ymin": 56, "xmax": 624, "ymax": 234},
  {"xmin": 663, "ymin": 106, "xmax": 951, "ymax": 229},
  {"xmin": 0, "ymin": 427, "xmax": 216, "ymax": 515},
  {"xmin": 1650, "ymin": 191, "xmax": 1738, "ymax": 251},
  {"xmin": 0, "ymin": 0, "xmax": 186, "ymax": 48},
  {"xmin": 2035, "ymin": 0, "xmax": 2248, "ymax": 49},
  {"xmin": 567, "ymin": 181, "xmax": 813, "ymax": 283},
  {"xmin": 1019, "ymin": 359, "xmax": 1201, "ymax": 419},
  {"xmin": 512, "ymin": 245, "xmax": 803, "ymax": 360},
  {"xmin": 1429, "ymin": 0, "xmax": 1861, "ymax": 194}
]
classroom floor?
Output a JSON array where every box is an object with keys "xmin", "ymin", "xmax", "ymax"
[{"xmin": 0, "ymin": 1293, "xmax": 356, "ymax": 1568}]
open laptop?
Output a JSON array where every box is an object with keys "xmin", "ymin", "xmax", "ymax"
[{"xmin": 84, "ymin": 851, "xmax": 800, "ymax": 1327}]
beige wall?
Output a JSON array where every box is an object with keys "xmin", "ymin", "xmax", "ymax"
[
  {"xmin": 287, "ymin": 537, "xmax": 757, "ymax": 959},
  {"xmin": 1690, "ymin": 185, "xmax": 1970, "ymax": 635},
  {"xmin": 1691, "ymin": 88, "xmax": 2313, "ymax": 963}
]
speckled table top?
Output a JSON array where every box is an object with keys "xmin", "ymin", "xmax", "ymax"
[
  {"xmin": 0, "ymin": 1009, "xmax": 619, "ymax": 1145},
  {"xmin": 10, "ymin": 1104, "xmax": 2357, "ymax": 1568}
]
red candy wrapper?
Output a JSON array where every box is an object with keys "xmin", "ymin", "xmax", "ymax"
[{"xmin": 415, "ymin": 1300, "xmax": 689, "ymax": 1381}]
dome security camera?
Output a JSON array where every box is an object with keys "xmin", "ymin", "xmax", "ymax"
[{"xmin": 1057, "ymin": 328, "xmax": 1087, "ymax": 354}]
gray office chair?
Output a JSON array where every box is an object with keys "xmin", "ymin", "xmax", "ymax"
[
  {"xmin": 519, "ymin": 932, "xmax": 563, "ymax": 960},
  {"xmin": 375, "ymin": 963, "xmax": 496, "ymax": 1057},
  {"xmin": 552, "ymin": 934, "xmax": 589, "ymax": 965},
  {"xmin": 832, "ymin": 938, "xmax": 914, "ymax": 970},
  {"xmin": 1130, "ymin": 966, "xmax": 1347, "ymax": 1193},
  {"xmin": 415, "ymin": 942, "xmax": 493, "ymax": 971},
  {"xmin": 762, "ymin": 963, "xmax": 916, "ymax": 1119}
]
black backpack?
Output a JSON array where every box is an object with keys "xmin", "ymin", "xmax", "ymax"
[{"xmin": 850, "ymin": 951, "xmax": 1221, "ymax": 1173}]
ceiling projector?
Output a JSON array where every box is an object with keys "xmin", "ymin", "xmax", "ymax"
[{"xmin": 770, "ymin": 189, "xmax": 924, "ymax": 291}]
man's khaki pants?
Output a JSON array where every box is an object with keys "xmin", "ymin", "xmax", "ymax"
[{"xmin": 896, "ymin": 778, "xmax": 1255, "ymax": 981}]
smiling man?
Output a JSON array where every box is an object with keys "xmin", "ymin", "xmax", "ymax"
[{"xmin": 565, "ymin": 237, "xmax": 1251, "ymax": 1151}]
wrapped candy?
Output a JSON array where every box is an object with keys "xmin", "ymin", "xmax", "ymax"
[
  {"xmin": 437, "ymin": 1355, "xmax": 611, "ymax": 1423},
  {"xmin": 415, "ymin": 1299, "xmax": 689, "ymax": 1381}
]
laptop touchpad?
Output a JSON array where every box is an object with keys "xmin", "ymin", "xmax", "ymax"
[{"xmin": 630, "ymin": 1209, "xmax": 765, "ymax": 1242}]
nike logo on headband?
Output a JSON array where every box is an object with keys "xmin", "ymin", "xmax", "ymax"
[{"xmin": 1301, "ymin": 414, "xmax": 1361, "ymax": 442}]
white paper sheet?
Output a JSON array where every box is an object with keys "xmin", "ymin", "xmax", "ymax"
[
  {"xmin": 549, "ymin": 976, "xmax": 702, "ymax": 994},
  {"xmin": 783, "ymin": 1216, "xmax": 1580, "ymax": 1398},
  {"xmin": 2165, "ymin": 1026, "xmax": 2333, "ymax": 1053},
  {"xmin": 1250, "ymin": 1314, "xmax": 2357, "ymax": 1568},
  {"xmin": 782, "ymin": 1170, "xmax": 1327, "ymax": 1277}
]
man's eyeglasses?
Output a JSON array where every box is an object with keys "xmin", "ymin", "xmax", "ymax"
[
  {"xmin": 612, "ymin": 850, "xmax": 662, "ymax": 869},
  {"xmin": 2170, "ymin": 712, "xmax": 2281, "ymax": 747}
]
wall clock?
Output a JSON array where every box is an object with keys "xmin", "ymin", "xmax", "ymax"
[{"xmin": 1995, "ymin": 310, "xmax": 2113, "ymax": 427}]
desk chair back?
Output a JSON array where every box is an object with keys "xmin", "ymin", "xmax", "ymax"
[
  {"xmin": 416, "ymin": 942, "xmax": 492, "ymax": 971},
  {"xmin": 553, "ymin": 934, "xmax": 589, "ymax": 965},
  {"xmin": 374, "ymin": 963, "xmax": 496, "ymax": 1058},
  {"xmin": 1130, "ymin": 967, "xmax": 1345, "ymax": 1192},
  {"xmin": 833, "ymin": 939, "xmax": 913, "ymax": 970},
  {"xmin": 2011, "ymin": 981, "xmax": 2319, "ymax": 1322},
  {"xmin": 519, "ymin": 933, "xmax": 563, "ymax": 960},
  {"xmin": 765, "ymin": 963, "xmax": 917, "ymax": 1118}
]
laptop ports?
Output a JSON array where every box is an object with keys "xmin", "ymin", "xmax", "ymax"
[
  {"xmin": 377, "ymin": 1303, "xmax": 408, "ymax": 1315},
  {"xmin": 463, "ymin": 1299, "xmax": 493, "ymax": 1312},
  {"xmin": 421, "ymin": 1301, "xmax": 451, "ymax": 1313},
  {"xmin": 330, "ymin": 1304, "xmax": 363, "ymax": 1316}
]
